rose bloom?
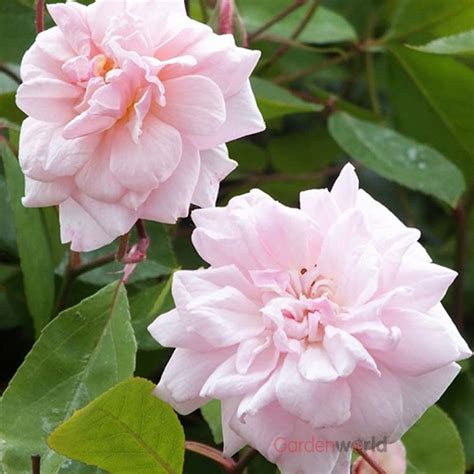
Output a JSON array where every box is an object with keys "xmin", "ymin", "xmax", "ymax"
[
  {"xmin": 16, "ymin": 0, "xmax": 264, "ymax": 251},
  {"xmin": 149, "ymin": 164, "xmax": 471, "ymax": 473}
]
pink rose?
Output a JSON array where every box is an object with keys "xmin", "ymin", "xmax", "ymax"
[
  {"xmin": 149, "ymin": 164, "xmax": 471, "ymax": 473},
  {"xmin": 352, "ymin": 441, "xmax": 406, "ymax": 474},
  {"xmin": 16, "ymin": 0, "xmax": 264, "ymax": 251}
]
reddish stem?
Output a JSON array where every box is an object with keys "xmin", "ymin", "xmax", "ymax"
[
  {"xmin": 234, "ymin": 447, "xmax": 258, "ymax": 471},
  {"xmin": 185, "ymin": 442, "xmax": 258, "ymax": 473},
  {"xmin": 248, "ymin": 0, "xmax": 307, "ymax": 43},
  {"xmin": 353, "ymin": 447, "xmax": 387, "ymax": 474},
  {"xmin": 120, "ymin": 220, "xmax": 151, "ymax": 283},
  {"xmin": 69, "ymin": 251, "xmax": 82, "ymax": 270},
  {"xmin": 273, "ymin": 49, "xmax": 356, "ymax": 85},
  {"xmin": 259, "ymin": 0, "xmax": 320, "ymax": 71},
  {"xmin": 35, "ymin": 0, "xmax": 45, "ymax": 33},
  {"xmin": 185, "ymin": 442, "xmax": 236, "ymax": 472},
  {"xmin": 122, "ymin": 220, "xmax": 150, "ymax": 264},
  {"xmin": 115, "ymin": 231, "xmax": 131, "ymax": 262}
]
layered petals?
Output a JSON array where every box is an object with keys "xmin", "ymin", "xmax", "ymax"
[
  {"xmin": 191, "ymin": 145, "xmax": 237, "ymax": 208},
  {"xmin": 171, "ymin": 266, "xmax": 264, "ymax": 347},
  {"xmin": 189, "ymin": 80, "xmax": 265, "ymax": 150},
  {"xmin": 155, "ymin": 347, "xmax": 234, "ymax": 415},
  {"xmin": 192, "ymin": 189, "xmax": 322, "ymax": 272},
  {"xmin": 16, "ymin": 78, "xmax": 81, "ymax": 124},
  {"xmin": 160, "ymin": 75, "xmax": 226, "ymax": 136},
  {"xmin": 110, "ymin": 116, "xmax": 182, "ymax": 192},
  {"xmin": 149, "ymin": 163, "xmax": 470, "ymax": 474},
  {"xmin": 375, "ymin": 309, "xmax": 468, "ymax": 376},
  {"xmin": 23, "ymin": 176, "xmax": 73, "ymax": 207},
  {"xmin": 19, "ymin": 118, "xmax": 100, "ymax": 181},
  {"xmin": 138, "ymin": 141, "xmax": 200, "ymax": 224},
  {"xmin": 277, "ymin": 353, "xmax": 351, "ymax": 428},
  {"xmin": 59, "ymin": 193, "xmax": 138, "ymax": 252},
  {"xmin": 16, "ymin": 0, "xmax": 265, "ymax": 251}
]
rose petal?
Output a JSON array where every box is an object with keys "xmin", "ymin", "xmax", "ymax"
[
  {"xmin": 191, "ymin": 144, "xmax": 236, "ymax": 208},
  {"xmin": 278, "ymin": 353, "xmax": 351, "ymax": 428},
  {"xmin": 110, "ymin": 115, "xmax": 182, "ymax": 192},
  {"xmin": 160, "ymin": 75, "xmax": 226, "ymax": 136},
  {"xmin": 189, "ymin": 80, "xmax": 265, "ymax": 149},
  {"xmin": 59, "ymin": 193, "xmax": 137, "ymax": 252},
  {"xmin": 23, "ymin": 176, "xmax": 74, "ymax": 207},
  {"xmin": 139, "ymin": 140, "xmax": 200, "ymax": 223}
]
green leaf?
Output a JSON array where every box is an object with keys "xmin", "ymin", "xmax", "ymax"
[
  {"xmin": 49, "ymin": 377, "xmax": 185, "ymax": 474},
  {"xmin": 201, "ymin": 400, "xmax": 223, "ymax": 445},
  {"xmin": 0, "ymin": 174, "xmax": 18, "ymax": 259},
  {"xmin": 0, "ymin": 92, "xmax": 26, "ymax": 125},
  {"xmin": 146, "ymin": 222, "xmax": 177, "ymax": 270},
  {"xmin": 0, "ymin": 282, "xmax": 136, "ymax": 474},
  {"xmin": 314, "ymin": 0, "xmax": 379, "ymax": 38},
  {"xmin": 386, "ymin": 0, "xmax": 474, "ymax": 42},
  {"xmin": 0, "ymin": 2, "xmax": 35, "ymax": 63},
  {"xmin": 426, "ymin": 6, "xmax": 474, "ymax": 44},
  {"xmin": 228, "ymin": 140, "xmax": 267, "ymax": 175},
  {"xmin": 42, "ymin": 205, "xmax": 66, "ymax": 268},
  {"xmin": 240, "ymin": 1, "xmax": 357, "ymax": 44},
  {"xmin": 328, "ymin": 112, "xmax": 466, "ymax": 206},
  {"xmin": 402, "ymin": 405, "xmax": 465, "ymax": 474},
  {"xmin": 251, "ymin": 77, "xmax": 322, "ymax": 120},
  {"xmin": 387, "ymin": 46, "xmax": 474, "ymax": 179},
  {"xmin": 269, "ymin": 127, "xmax": 340, "ymax": 173},
  {"xmin": 129, "ymin": 275, "xmax": 174, "ymax": 351},
  {"xmin": 0, "ymin": 67, "xmax": 19, "ymax": 93},
  {"xmin": 408, "ymin": 29, "xmax": 474, "ymax": 55},
  {"xmin": 439, "ymin": 370, "xmax": 474, "ymax": 468},
  {"xmin": 0, "ymin": 264, "xmax": 29, "ymax": 330},
  {"xmin": 2, "ymin": 142, "xmax": 57, "ymax": 335}
]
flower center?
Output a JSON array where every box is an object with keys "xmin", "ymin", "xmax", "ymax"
[
  {"xmin": 299, "ymin": 266, "xmax": 335, "ymax": 300},
  {"xmin": 92, "ymin": 54, "xmax": 117, "ymax": 78},
  {"xmin": 258, "ymin": 267, "xmax": 339, "ymax": 352}
]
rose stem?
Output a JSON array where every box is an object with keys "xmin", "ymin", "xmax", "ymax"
[
  {"xmin": 185, "ymin": 441, "xmax": 237, "ymax": 472},
  {"xmin": 115, "ymin": 231, "xmax": 131, "ymax": 262},
  {"xmin": 31, "ymin": 454, "xmax": 40, "ymax": 474},
  {"xmin": 353, "ymin": 447, "xmax": 387, "ymax": 474},
  {"xmin": 35, "ymin": 0, "xmax": 45, "ymax": 33},
  {"xmin": 248, "ymin": 0, "xmax": 308, "ymax": 44},
  {"xmin": 258, "ymin": 0, "xmax": 320, "ymax": 71},
  {"xmin": 233, "ymin": 447, "xmax": 259, "ymax": 472},
  {"xmin": 185, "ymin": 442, "xmax": 258, "ymax": 473}
]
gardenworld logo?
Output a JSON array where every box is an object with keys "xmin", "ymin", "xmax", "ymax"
[{"xmin": 273, "ymin": 436, "xmax": 389, "ymax": 454}]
